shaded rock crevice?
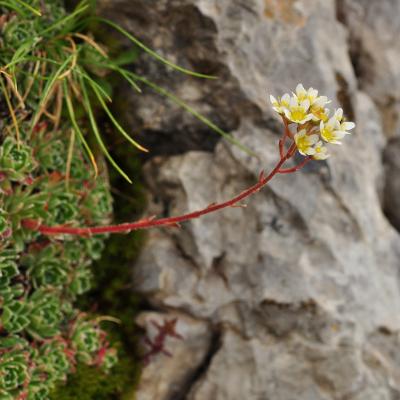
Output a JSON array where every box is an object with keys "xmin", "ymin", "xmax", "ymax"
[
  {"xmin": 382, "ymin": 137, "xmax": 400, "ymax": 232},
  {"xmin": 175, "ymin": 326, "xmax": 223, "ymax": 400},
  {"xmin": 100, "ymin": 0, "xmax": 266, "ymax": 158}
]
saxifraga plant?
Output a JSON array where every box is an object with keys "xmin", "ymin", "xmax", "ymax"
[{"xmin": 24, "ymin": 83, "xmax": 355, "ymax": 237}]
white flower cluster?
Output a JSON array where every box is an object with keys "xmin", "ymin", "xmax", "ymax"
[{"xmin": 270, "ymin": 84, "xmax": 355, "ymax": 160}]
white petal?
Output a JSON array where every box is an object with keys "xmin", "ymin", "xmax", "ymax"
[
  {"xmin": 327, "ymin": 116, "xmax": 340, "ymax": 129},
  {"xmin": 326, "ymin": 117, "xmax": 335, "ymax": 128},
  {"xmin": 333, "ymin": 130, "xmax": 346, "ymax": 139},
  {"xmin": 314, "ymin": 152, "xmax": 329, "ymax": 160},
  {"xmin": 281, "ymin": 93, "xmax": 291, "ymax": 104},
  {"xmin": 270, "ymin": 95, "xmax": 277, "ymax": 104},
  {"xmin": 308, "ymin": 134, "xmax": 319, "ymax": 144},
  {"xmin": 330, "ymin": 138, "xmax": 343, "ymax": 145},
  {"xmin": 334, "ymin": 108, "xmax": 343, "ymax": 120},
  {"xmin": 308, "ymin": 88, "xmax": 318, "ymax": 102},
  {"xmin": 297, "ymin": 129, "xmax": 307, "ymax": 136},
  {"xmin": 305, "ymin": 114, "xmax": 313, "ymax": 122},
  {"xmin": 289, "ymin": 96, "xmax": 298, "ymax": 108},
  {"xmin": 301, "ymin": 99, "xmax": 310, "ymax": 110},
  {"xmin": 314, "ymin": 96, "xmax": 328, "ymax": 107},
  {"xmin": 342, "ymin": 121, "xmax": 355, "ymax": 131},
  {"xmin": 296, "ymin": 83, "xmax": 306, "ymax": 95}
]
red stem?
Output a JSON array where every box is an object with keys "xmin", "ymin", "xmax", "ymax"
[
  {"xmin": 279, "ymin": 138, "xmax": 284, "ymax": 159},
  {"xmin": 22, "ymin": 141, "xmax": 303, "ymax": 236},
  {"xmin": 278, "ymin": 156, "xmax": 311, "ymax": 174}
]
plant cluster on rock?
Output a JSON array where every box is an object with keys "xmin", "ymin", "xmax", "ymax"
[{"xmin": 0, "ymin": 1, "xmax": 120, "ymax": 398}]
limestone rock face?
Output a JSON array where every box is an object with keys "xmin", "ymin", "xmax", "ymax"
[
  {"xmin": 383, "ymin": 137, "xmax": 400, "ymax": 231},
  {"xmin": 98, "ymin": 1, "xmax": 400, "ymax": 399}
]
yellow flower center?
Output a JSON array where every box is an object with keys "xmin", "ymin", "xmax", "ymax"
[
  {"xmin": 321, "ymin": 128, "xmax": 335, "ymax": 142},
  {"xmin": 297, "ymin": 93, "xmax": 307, "ymax": 102},
  {"xmin": 311, "ymin": 106, "xmax": 328, "ymax": 122},
  {"xmin": 296, "ymin": 136, "xmax": 311, "ymax": 153},
  {"xmin": 281, "ymin": 99, "xmax": 289, "ymax": 107},
  {"xmin": 290, "ymin": 107, "xmax": 307, "ymax": 122}
]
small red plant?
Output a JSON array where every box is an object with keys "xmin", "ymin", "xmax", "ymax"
[{"xmin": 142, "ymin": 318, "xmax": 183, "ymax": 364}]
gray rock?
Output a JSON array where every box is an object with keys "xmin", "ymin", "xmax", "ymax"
[
  {"xmin": 98, "ymin": 0, "xmax": 400, "ymax": 399},
  {"xmin": 338, "ymin": 0, "xmax": 400, "ymax": 137},
  {"xmin": 383, "ymin": 137, "xmax": 400, "ymax": 231}
]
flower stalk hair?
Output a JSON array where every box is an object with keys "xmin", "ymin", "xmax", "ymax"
[{"xmin": 22, "ymin": 84, "xmax": 355, "ymax": 237}]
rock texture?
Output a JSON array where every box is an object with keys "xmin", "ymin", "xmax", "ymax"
[
  {"xmin": 383, "ymin": 138, "xmax": 400, "ymax": 232},
  {"xmin": 98, "ymin": 1, "xmax": 400, "ymax": 399}
]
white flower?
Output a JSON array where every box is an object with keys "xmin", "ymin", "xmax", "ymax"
[
  {"xmin": 294, "ymin": 83, "xmax": 318, "ymax": 104},
  {"xmin": 309, "ymin": 96, "xmax": 330, "ymax": 122},
  {"xmin": 284, "ymin": 97, "xmax": 313, "ymax": 124},
  {"xmin": 312, "ymin": 141, "xmax": 329, "ymax": 160},
  {"xmin": 294, "ymin": 130, "xmax": 319, "ymax": 156},
  {"xmin": 333, "ymin": 108, "xmax": 343, "ymax": 122},
  {"xmin": 331, "ymin": 108, "xmax": 355, "ymax": 136},
  {"xmin": 320, "ymin": 117, "xmax": 345, "ymax": 144},
  {"xmin": 337, "ymin": 120, "xmax": 356, "ymax": 135},
  {"xmin": 269, "ymin": 93, "xmax": 290, "ymax": 114},
  {"xmin": 269, "ymin": 85, "xmax": 355, "ymax": 162}
]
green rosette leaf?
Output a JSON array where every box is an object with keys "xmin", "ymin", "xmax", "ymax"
[
  {"xmin": 27, "ymin": 291, "xmax": 63, "ymax": 339},
  {"xmin": 0, "ymin": 137, "xmax": 36, "ymax": 181}
]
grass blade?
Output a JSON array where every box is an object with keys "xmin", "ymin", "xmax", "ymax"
[
  {"xmin": 0, "ymin": 76, "xmax": 20, "ymax": 143},
  {"xmin": 30, "ymin": 55, "xmax": 73, "ymax": 129},
  {"xmin": 40, "ymin": 2, "xmax": 89, "ymax": 36},
  {"xmin": 74, "ymin": 68, "xmax": 112, "ymax": 102},
  {"xmin": 93, "ymin": 17, "xmax": 216, "ymax": 80},
  {"xmin": 15, "ymin": 0, "xmax": 41, "ymax": 16},
  {"xmin": 63, "ymin": 80, "xmax": 98, "ymax": 177},
  {"xmin": 78, "ymin": 73, "xmax": 133, "ymax": 184},
  {"xmin": 94, "ymin": 61, "xmax": 141, "ymax": 93},
  {"xmin": 88, "ymin": 78, "xmax": 148, "ymax": 152},
  {"xmin": 0, "ymin": 1, "xmax": 25, "ymax": 15},
  {"xmin": 125, "ymin": 71, "xmax": 258, "ymax": 158}
]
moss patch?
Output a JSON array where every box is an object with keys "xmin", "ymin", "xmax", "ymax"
[{"xmin": 49, "ymin": 356, "xmax": 138, "ymax": 400}]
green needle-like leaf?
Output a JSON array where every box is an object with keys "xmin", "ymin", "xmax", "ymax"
[
  {"xmin": 30, "ymin": 55, "xmax": 73, "ymax": 130},
  {"xmin": 14, "ymin": 0, "xmax": 41, "ymax": 16},
  {"xmin": 89, "ymin": 78, "xmax": 148, "ymax": 153},
  {"xmin": 78, "ymin": 72, "xmax": 133, "ymax": 183},
  {"xmin": 63, "ymin": 80, "xmax": 98, "ymax": 177},
  {"xmin": 93, "ymin": 17, "xmax": 216, "ymax": 80},
  {"xmin": 128, "ymin": 72, "xmax": 259, "ymax": 158}
]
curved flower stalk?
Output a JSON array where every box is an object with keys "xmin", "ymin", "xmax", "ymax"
[{"xmin": 22, "ymin": 84, "xmax": 355, "ymax": 237}]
